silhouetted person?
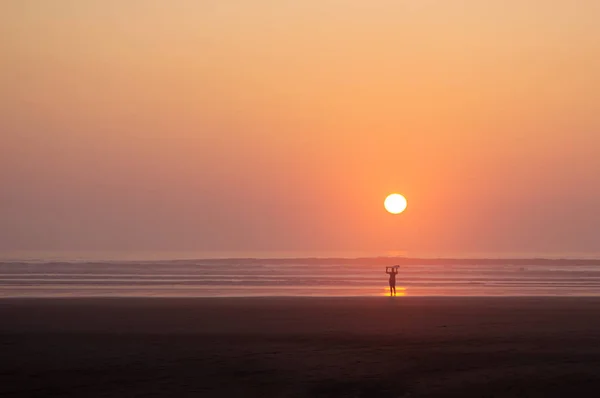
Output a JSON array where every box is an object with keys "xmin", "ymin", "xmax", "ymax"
[{"xmin": 386, "ymin": 266, "xmax": 399, "ymax": 296}]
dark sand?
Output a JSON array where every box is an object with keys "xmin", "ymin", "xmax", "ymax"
[{"xmin": 2, "ymin": 297, "xmax": 600, "ymax": 397}]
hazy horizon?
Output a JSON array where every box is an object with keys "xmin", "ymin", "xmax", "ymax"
[
  {"xmin": 5, "ymin": 249, "xmax": 600, "ymax": 263},
  {"xmin": 2, "ymin": 1, "xmax": 599, "ymax": 255}
]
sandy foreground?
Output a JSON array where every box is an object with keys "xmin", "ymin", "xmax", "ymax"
[{"xmin": 2, "ymin": 296, "xmax": 600, "ymax": 397}]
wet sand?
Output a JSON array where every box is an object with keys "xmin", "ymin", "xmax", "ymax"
[{"xmin": 2, "ymin": 297, "xmax": 600, "ymax": 397}]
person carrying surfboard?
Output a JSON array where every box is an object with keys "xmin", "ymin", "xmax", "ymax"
[{"xmin": 386, "ymin": 266, "xmax": 399, "ymax": 296}]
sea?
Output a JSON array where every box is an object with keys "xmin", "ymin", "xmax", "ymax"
[{"xmin": 1, "ymin": 251, "xmax": 600, "ymax": 298}]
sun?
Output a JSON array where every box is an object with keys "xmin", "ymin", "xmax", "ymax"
[{"xmin": 384, "ymin": 194, "xmax": 407, "ymax": 214}]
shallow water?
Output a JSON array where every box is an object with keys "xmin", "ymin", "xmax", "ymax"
[{"xmin": 1, "ymin": 257, "xmax": 600, "ymax": 297}]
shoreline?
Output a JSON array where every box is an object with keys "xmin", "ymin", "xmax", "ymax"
[{"xmin": 5, "ymin": 294, "xmax": 600, "ymax": 299}]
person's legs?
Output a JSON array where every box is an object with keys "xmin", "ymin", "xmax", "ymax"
[{"xmin": 389, "ymin": 282, "xmax": 393, "ymax": 296}]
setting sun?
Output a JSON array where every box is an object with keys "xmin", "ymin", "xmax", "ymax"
[{"xmin": 384, "ymin": 194, "xmax": 407, "ymax": 214}]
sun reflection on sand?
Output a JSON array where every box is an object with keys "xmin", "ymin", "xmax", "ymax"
[{"xmin": 380, "ymin": 287, "xmax": 406, "ymax": 297}]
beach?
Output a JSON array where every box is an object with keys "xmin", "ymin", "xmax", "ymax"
[{"xmin": 3, "ymin": 297, "xmax": 600, "ymax": 397}]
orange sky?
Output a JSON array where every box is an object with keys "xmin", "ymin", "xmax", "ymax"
[{"xmin": 1, "ymin": 1, "xmax": 599, "ymax": 255}]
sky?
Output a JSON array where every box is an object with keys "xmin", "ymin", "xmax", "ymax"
[{"xmin": 1, "ymin": 1, "xmax": 599, "ymax": 256}]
